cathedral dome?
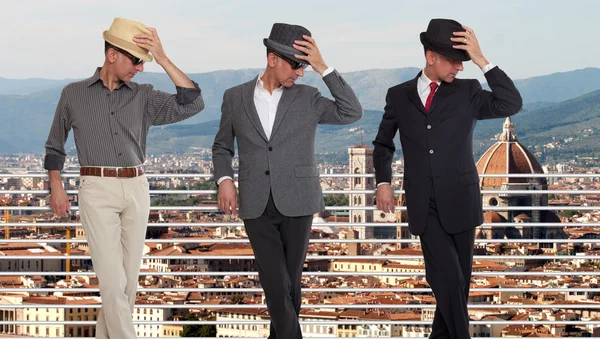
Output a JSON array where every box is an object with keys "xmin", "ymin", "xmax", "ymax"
[
  {"xmin": 514, "ymin": 213, "xmax": 532, "ymax": 222},
  {"xmin": 476, "ymin": 117, "xmax": 544, "ymax": 188},
  {"xmin": 484, "ymin": 211, "xmax": 507, "ymax": 223}
]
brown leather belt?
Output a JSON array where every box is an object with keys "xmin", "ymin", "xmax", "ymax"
[{"xmin": 80, "ymin": 166, "xmax": 145, "ymax": 178}]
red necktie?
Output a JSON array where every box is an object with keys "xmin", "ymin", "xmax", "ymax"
[{"xmin": 425, "ymin": 82, "xmax": 438, "ymax": 112}]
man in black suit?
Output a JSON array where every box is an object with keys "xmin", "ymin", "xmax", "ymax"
[{"xmin": 373, "ymin": 19, "xmax": 522, "ymax": 339}]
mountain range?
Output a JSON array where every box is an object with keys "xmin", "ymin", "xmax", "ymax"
[{"xmin": 2, "ymin": 67, "xmax": 600, "ymax": 161}]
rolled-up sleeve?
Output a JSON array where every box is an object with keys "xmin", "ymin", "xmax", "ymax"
[
  {"xmin": 44, "ymin": 89, "xmax": 72, "ymax": 171},
  {"xmin": 147, "ymin": 81, "xmax": 205, "ymax": 126}
]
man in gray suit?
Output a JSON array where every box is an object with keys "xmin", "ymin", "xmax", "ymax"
[{"xmin": 212, "ymin": 23, "xmax": 362, "ymax": 339}]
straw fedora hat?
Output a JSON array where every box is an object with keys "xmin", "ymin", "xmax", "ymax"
[{"xmin": 103, "ymin": 18, "xmax": 153, "ymax": 62}]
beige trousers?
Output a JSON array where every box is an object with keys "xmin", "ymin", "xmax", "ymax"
[{"xmin": 78, "ymin": 175, "xmax": 150, "ymax": 339}]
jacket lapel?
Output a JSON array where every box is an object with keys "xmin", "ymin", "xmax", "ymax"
[
  {"xmin": 241, "ymin": 76, "xmax": 269, "ymax": 142},
  {"xmin": 405, "ymin": 74, "xmax": 427, "ymax": 115},
  {"xmin": 428, "ymin": 81, "xmax": 456, "ymax": 114},
  {"xmin": 270, "ymin": 85, "xmax": 299, "ymax": 140}
]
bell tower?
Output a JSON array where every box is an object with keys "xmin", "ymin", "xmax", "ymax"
[{"xmin": 348, "ymin": 144, "xmax": 374, "ymax": 239}]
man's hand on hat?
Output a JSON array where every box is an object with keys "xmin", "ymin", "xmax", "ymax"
[
  {"xmin": 293, "ymin": 35, "xmax": 328, "ymax": 76},
  {"xmin": 451, "ymin": 25, "xmax": 488, "ymax": 69},
  {"xmin": 133, "ymin": 27, "xmax": 168, "ymax": 65}
]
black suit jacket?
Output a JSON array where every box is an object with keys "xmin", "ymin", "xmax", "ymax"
[{"xmin": 373, "ymin": 67, "xmax": 522, "ymax": 235}]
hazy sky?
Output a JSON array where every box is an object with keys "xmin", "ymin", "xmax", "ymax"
[{"xmin": 1, "ymin": 0, "xmax": 595, "ymax": 80}]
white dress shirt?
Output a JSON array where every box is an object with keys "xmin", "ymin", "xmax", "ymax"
[
  {"xmin": 377, "ymin": 63, "xmax": 496, "ymax": 187},
  {"xmin": 217, "ymin": 67, "xmax": 334, "ymax": 185},
  {"xmin": 417, "ymin": 63, "xmax": 496, "ymax": 106},
  {"xmin": 255, "ymin": 75, "xmax": 284, "ymax": 140}
]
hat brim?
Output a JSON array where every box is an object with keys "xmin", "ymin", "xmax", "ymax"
[
  {"xmin": 103, "ymin": 31, "xmax": 153, "ymax": 62},
  {"xmin": 263, "ymin": 38, "xmax": 308, "ymax": 66},
  {"xmin": 420, "ymin": 32, "xmax": 470, "ymax": 62}
]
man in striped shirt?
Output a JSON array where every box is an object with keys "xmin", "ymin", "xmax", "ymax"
[{"xmin": 43, "ymin": 18, "xmax": 204, "ymax": 339}]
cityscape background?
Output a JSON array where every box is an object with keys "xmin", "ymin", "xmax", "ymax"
[{"xmin": 1, "ymin": 1, "xmax": 600, "ymax": 338}]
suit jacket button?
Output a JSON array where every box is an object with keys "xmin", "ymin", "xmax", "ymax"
[
  {"xmin": 427, "ymin": 125, "xmax": 432, "ymax": 129},
  {"xmin": 265, "ymin": 170, "xmax": 270, "ymax": 175},
  {"xmin": 429, "ymin": 150, "xmax": 434, "ymax": 154},
  {"xmin": 268, "ymin": 146, "xmax": 273, "ymax": 151}
]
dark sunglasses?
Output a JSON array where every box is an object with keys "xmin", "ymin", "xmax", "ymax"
[
  {"xmin": 111, "ymin": 46, "xmax": 144, "ymax": 65},
  {"xmin": 273, "ymin": 52, "xmax": 308, "ymax": 70}
]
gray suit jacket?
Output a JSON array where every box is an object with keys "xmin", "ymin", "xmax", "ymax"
[{"xmin": 212, "ymin": 70, "xmax": 363, "ymax": 219}]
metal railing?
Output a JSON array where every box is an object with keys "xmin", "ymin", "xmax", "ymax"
[{"xmin": 0, "ymin": 172, "xmax": 599, "ymax": 338}]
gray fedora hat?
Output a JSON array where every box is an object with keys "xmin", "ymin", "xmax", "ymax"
[{"xmin": 263, "ymin": 23, "xmax": 311, "ymax": 66}]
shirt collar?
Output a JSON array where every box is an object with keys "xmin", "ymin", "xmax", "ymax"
[
  {"xmin": 256, "ymin": 72, "xmax": 283, "ymax": 93},
  {"xmin": 418, "ymin": 70, "xmax": 441, "ymax": 95},
  {"xmin": 86, "ymin": 67, "xmax": 133, "ymax": 90}
]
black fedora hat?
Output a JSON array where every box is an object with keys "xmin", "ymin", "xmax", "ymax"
[
  {"xmin": 263, "ymin": 23, "xmax": 311, "ymax": 66},
  {"xmin": 420, "ymin": 18, "xmax": 470, "ymax": 62}
]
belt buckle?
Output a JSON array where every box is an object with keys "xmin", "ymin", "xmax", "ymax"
[{"xmin": 114, "ymin": 167, "xmax": 122, "ymax": 178}]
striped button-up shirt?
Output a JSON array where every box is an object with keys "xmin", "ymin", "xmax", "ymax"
[{"xmin": 44, "ymin": 68, "xmax": 205, "ymax": 171}]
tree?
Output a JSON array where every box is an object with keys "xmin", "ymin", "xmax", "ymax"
[
  {"xmin": 193, "ymin": 181, "xmax": 217, "ymax": 191},
  {"xmin": 561, "ymin": 210, "xmax": 581, "ymax": 219},
  {"xmin": 198, "ymin": 324, "xmax": 217, "ymax": 337},
  {"xmin": 182, "ymin": 314, "xmax": 217, "ymax": 337},
  {"xmin": 324, "ymin": 194, "xmax": 349, "ymax": 206},
  {"xmin": 230, "ymin": 295, "xmax": 245, "ymax": 304}
]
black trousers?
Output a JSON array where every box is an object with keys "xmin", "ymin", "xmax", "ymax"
[
  {"xmin": 243, "ymin": 193, "xmax": 312, "ymax": 339},
  {"xmin": 420, "ymin": 181, "xmax": 476, "ymax": 339}
]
